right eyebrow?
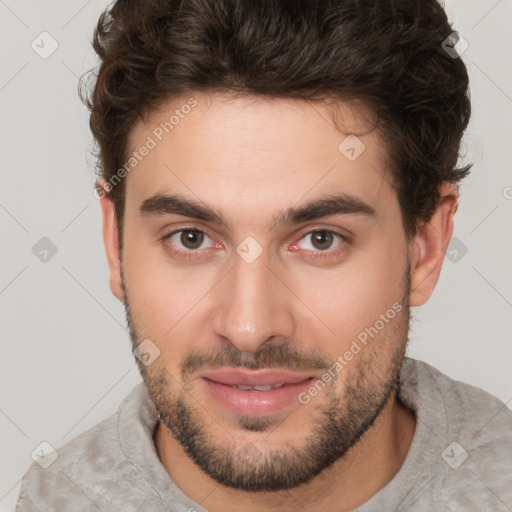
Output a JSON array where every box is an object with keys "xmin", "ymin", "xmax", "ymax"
[{"xmin": 140, "ymin": 193, "xmax": 232, "ymax": 228}]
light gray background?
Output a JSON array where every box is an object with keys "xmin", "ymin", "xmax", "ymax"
[{"xmin": 1, "ymin": 0, "xmax": 511, "ymax": 510}]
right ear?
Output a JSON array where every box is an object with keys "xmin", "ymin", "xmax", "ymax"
[{"xmin": 98, "ymin": 180, "xmax": 124, "ymax": 302}]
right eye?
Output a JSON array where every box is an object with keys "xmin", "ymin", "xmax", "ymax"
[{"xmin": 161, "ymin": 228, "xmax": 222, "ymax": 259}]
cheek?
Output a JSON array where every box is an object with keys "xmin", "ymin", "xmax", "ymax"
[
  {"xmin": 126, "ymin": 268, "xmax": 210, "ymax": 328},
  {"xmin": 122, "ymin": 239, "xmax": 221, "ymax": 360},
  {"xmin": 288, "ymin": 242, "xmax": 408, "ymax": 351}
]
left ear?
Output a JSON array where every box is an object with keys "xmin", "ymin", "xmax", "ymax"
[{"xmin": 409, "ymin": 182, "xmax": 459, "ymax": 307}]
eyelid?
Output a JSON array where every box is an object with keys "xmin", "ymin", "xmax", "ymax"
[{"xmin": 160, "ymin": 224, "xmax": 215, "ymax": 242}]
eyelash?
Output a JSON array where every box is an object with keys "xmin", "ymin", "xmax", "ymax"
[{"xmin": 161, "ymin": 227, "xmax": 349, "ymax": 260}]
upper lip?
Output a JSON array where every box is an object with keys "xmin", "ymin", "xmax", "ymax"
[{"xmin": 200, "ymin": 369, "xmax": 314, "ymax": 387}]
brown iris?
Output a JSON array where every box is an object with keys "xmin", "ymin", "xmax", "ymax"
[
  {"xmin": 310, "ymin": 230, "xmax": 334, "ymax": 250},
  {"xmin": 180, "ymin": 230, "xmax": 204, "ymax": 249}
]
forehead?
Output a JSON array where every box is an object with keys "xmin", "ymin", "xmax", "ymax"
[{"xmin": 124, "ymin": 92, "xmax": 397, "ymax": 226}]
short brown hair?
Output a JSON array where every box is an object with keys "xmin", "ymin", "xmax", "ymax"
[{"xmin": 80, "ymin": 0, "xmax": 471, "ymax": 241}]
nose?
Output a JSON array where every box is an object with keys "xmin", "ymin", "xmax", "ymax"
[{"xmin": 211, "ymin": 248, "xmax": 295, "ymax": 352}]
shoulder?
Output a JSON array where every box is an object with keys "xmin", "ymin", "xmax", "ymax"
[
  {"xmin": 405, "ymin": 358, "xmax": 512, "ymax": 441},
  {"xmin": 15, "ymin": 383, "xmax": 159, "ymax": 511},
  {"xmin": 402, "ymin": 359, "xmax": 512, "ymax": 509}
]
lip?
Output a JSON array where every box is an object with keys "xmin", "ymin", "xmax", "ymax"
[
  {"xmin": 200, "ymin": 368, "xmax": 314, "ymax": 387},
  {"xmin": 199, "ymin": 369, "xmax": 315, "ymax": 417}
]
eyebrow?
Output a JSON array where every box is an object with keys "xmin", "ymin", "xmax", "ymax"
[{"xmin": 140, "ymin": 192, "xmax": 376, "ymax": 230}]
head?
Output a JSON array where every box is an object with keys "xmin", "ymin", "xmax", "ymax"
[{"xmin": 82, "ymin": 0, "xmax": 471, "ymax": 492}]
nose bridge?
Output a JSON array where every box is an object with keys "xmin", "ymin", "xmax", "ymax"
[{"xmin": 211, "ymin": 250, "xmax": 294, "ymax": 352}]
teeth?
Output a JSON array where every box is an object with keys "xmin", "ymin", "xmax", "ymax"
[{"xmin": 234, "ymin": 384, "xmax": 285, "ymax": 391}]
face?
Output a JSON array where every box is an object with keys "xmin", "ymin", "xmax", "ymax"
[{"xmin": 118, "ymin": 93, "xmax": 412, "ymax": 491}]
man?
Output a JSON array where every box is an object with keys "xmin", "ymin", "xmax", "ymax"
[{"xmin": 16, "ymin": 0, "xmax": 512, "ymax": 510}]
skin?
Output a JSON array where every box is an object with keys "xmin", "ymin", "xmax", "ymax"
[{"xmin": 100, "ymin": 92, "xmax": 458, "ymax": 511}]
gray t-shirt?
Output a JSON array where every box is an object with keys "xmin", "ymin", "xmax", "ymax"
[{"xmin": 15, "ymin": 358, "xmax": 512, "ymax": 511}]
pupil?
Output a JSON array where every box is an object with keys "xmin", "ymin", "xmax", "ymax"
[
  {"xmin": 181, "ymin": 230, "xmax": 203, "ymax": 249},
  {"xmin": 312, "ymin": 231, "xmax": 332, "ymax": 250}
]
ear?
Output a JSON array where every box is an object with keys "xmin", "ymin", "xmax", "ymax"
[
  {"xmin": 409, "ymin": 182, "xmax": 458, "ymax": 307},
  {"xmin": 98, "ymin": 180, "xmax": 124, "ymax": 302}
]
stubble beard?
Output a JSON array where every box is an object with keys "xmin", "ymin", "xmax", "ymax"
[{"xmin": 123, "ymin": 268, "xmax": 411, "ymax": 491}]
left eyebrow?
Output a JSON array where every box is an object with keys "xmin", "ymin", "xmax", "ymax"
[
  {"xmin": 270, "ymin": 193, "xmax": 376, "ymax": 230},
  {"xmin": 139, "ymin": 192, "xmax": 376, "ymax": 231}
]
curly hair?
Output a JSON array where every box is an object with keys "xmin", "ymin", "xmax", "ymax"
[{"xmin": 80, "ymin": 0, "xmax": 471, "ymax": 241}]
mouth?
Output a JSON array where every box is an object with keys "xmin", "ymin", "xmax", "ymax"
[
  {"xmin": 201, "ymin": 368, "xmax": 313, "ymax": 387},
  {"xmin": 199, "ymin": 369, "xmax": 315, "ymax": 417}
]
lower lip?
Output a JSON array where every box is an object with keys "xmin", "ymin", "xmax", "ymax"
[{"xmin": 202, "ymin": 377, "xmax": 313, "ymax": 417}]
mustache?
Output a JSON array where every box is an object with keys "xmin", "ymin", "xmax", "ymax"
[{"xmin": 181, "ymin": 343, "xmax": 332, "ymax": 376}]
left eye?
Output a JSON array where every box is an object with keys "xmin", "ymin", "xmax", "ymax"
[
  {"xmin": 297, "ymin": 230, "xmax": 344, "ymax": 252},
  {"xmin": 167, "ymin": 229, "xmax": 215, "ymax": 251}
]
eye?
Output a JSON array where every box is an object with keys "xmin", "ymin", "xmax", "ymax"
[
  {"xmin": 164, "ymin": 228, "xmax": 216, "ymax": 252},
  {"xmin": 293, "ymin": 230, "xmax": 345, "ymax": 253}
]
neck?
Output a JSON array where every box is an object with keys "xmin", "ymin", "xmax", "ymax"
[{"xmin": 154, "ymin": 393, "xmax": 416, "ymax": 512}]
